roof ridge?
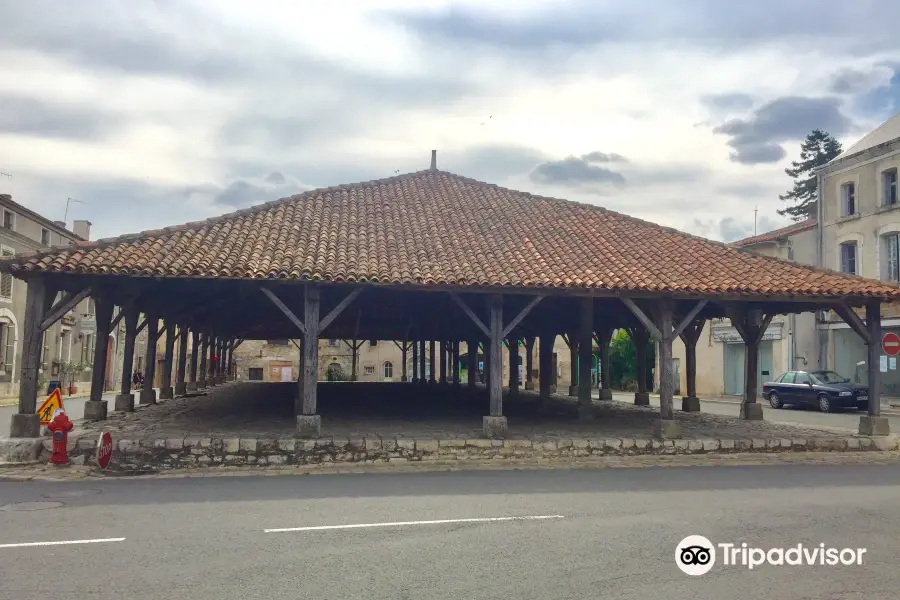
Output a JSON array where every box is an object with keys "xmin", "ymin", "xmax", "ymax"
[{"xmin": 729, "ymin": 218, "xmax": 817, "ymax": 247}]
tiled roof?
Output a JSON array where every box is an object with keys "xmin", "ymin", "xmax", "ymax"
[
  {"xmin": 3, "ymin": 170, "xmax": 900, "ymax": 300},
  {"xmin": 729, "ymin": 218, "xmax": 817, "ymax": 247}
]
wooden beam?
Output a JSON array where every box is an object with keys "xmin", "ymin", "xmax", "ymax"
[
  {"xmin": 318, "ymin": 287, "xmax": 363, "ymax": 332},
  {"xmin": 833, "ymin": 303, "xmax": 870, "ymax": 344},
  {"xmin": 40, "ymin": 286, "xmax": 91, "ymax": 331},
  {"xmin": 449, "ymin": 292, "xmax": 490, "ymax": 337},
  {"xmin": 502, "ymin": 295, "xmax": 543, "ymax": 338},
  {"xmin": 136, "ymin": 317, "xmax": 148, "ymax": 335},
  {"xmin": 621, "ymin": 297, "xmax": 663, "ymax": 341},
  {"xmin": 672, "ymin": 300, "xmax": 708, "ymax": 339},
  {"xmin": 110, "ymin": 308, "xmax": 126, "ymax": 330},
  {"xmin": 290, "ymin": 339, "xmax": 301, "ymax": 351},
  {"xmin": 260, "ymin": 287, "xmax": 306, "ymax": 336}
]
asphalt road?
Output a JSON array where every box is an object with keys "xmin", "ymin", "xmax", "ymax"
[
  {"xmin": 1, "ymin": 465, "xmax": 899, "ymax": 599},
  {"xmin": 623, "ymin": 392, "xmax": 900, "ymax": 432}
]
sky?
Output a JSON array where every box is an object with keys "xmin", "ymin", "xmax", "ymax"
[{"xmin": 2, "ymin": 0, "xmax": 900, "ymax": 243}]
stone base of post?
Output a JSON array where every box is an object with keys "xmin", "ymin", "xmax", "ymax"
[
  {"xmin": 114, "ymin": 393, "xmax": 135, "ymax": 412},
  {"xmin": 186, "ymin": 382, "xmax": 198, "ymax": 392},
  {"xmin": 83, "ymin": 400, "xmax": 108, "ymax": 421},
  {"xmin": 577, "ymin": 403, "xmax": 593, "ymax": 421},
  {"xmin": 198, "ymin": 379, "xmax": 207, "ymax": 389},
  {"xmin": 401, "ymin": 376, "xmax": 408, "ymax": 382},
  {"xmin": 175, "ymin": 382, "xmax": 187, "ymax": 396},
  {"xmin": 681, "ymin": 396, "xmax": 701, "ymax": 412},
  {"xmin": 859, "ymin": 415, "xmax": 891, "ymax": 436},
  {"xmin": 598, "ymin": 388, "xmax": 613, "ymax": 400},
  {"xmin": 9, "ymin": 413, "xmax": 40, "ymax": 438},
  {"xmin": 653, "ymin": 419, "xmax": 680, "ymax": 439},
  {"xmin": 482, "ymin": 415, "xmax": 507, "ymax": 438},
  {"xmin": 296, "ymin": 414, "xmax": 321, "ymax": 438},
  {"xmin": 740, "ymin": 402, "xmax": 763, "ymax": 420},
  {"xmin": 568, "ymin": 385, "xmax": 577, "ymax": 396},
  {"xmin": 548, "ymin": 384, "xmax": 557, "ymax": 393},
  {"xmin": 524, "ymin": 382, "xmax": 535, "ymax": 391},
  {"xmin": 634, "ymin": 392, "xmax": 650, "ymax": 405},
  {"xmin": 160, "ymin": 387, "xmax": 174, "ymax": 400},
  {"xmin": 139, "ymin": 388, "xmax": 157, "ymax": 405}
]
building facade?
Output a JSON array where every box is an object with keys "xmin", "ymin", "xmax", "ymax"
[
  {"xmin": 0, "ymin": 193, "xmax": 100, "ymax": 398},
  {"xmin": 669, "ymin": 218, "xmax": 820, "ymax": 397},
  {"xmin": 817, "ymin": 113, "xmax": 900, "ymax": 395}
]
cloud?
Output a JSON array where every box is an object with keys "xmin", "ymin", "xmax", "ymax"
[
  {"xmin": 712, "ymin": 96, "xmax": 854, "ymax": 164},
  {"xmin": 529, "ymin": 152, "xmax": 627, "ymax": 189},
  {"xmin": 686, "ymin": 215, "xmax": 783, "ymax": 242},
  {"xmin": 701, "ymin": 93, "xmax": 755, "ymax": 116},
  {"xmin": 0, "ymin": 95, "xmax": 116, "ymax": 141}
]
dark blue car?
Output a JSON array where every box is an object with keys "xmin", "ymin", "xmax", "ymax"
[{"xmin": 761, "ymin": 370, "xmax": 868, "ymax": 413}]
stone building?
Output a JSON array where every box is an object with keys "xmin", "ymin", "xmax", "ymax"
[
  {"xmin": 670, "ymin": 218, "xmax": 820, "ymax": 397},
  {"xmin": 0, "ymin": 193, "xmax": 97, "ymax": 398},
  {"xmin": 817, "ymin": 111, "xmax": 900, "ymax": 395}
]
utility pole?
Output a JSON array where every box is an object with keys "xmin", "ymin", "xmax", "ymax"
[
  {"xmin": 64, "ymin": 197, "xmax": 86, "ymax": 226},
  {"xmin": 753, "ymin": 206, "xmax": 758, "ymax": 236}
]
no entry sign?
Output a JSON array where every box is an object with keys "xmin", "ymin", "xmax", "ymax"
[
  {"xmin": 883, "ymin": 332, "xmax": 900, "ymax": 356},
  {"xmin": 96, "ymin": 431, "xmax": 113, "ymax": 470}
]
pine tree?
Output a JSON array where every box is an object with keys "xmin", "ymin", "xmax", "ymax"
[{"xmin": 778, "ymin": 129, "xmax": 842, "ymax": 221}]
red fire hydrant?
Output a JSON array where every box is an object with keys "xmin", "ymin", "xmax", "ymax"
[{"xmin": 47, "ymin": 410, "xmax": 73, "ymax": 465}]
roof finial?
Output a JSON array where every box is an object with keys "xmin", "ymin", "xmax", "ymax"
[{"xmin": 430, "ymin": 149, "xmax": 437, "ymax": 171}]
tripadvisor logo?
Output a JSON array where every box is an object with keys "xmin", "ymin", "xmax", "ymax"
[{"xmin": 675, "ymin": 535, "xmax": 867, "ymax": 576}]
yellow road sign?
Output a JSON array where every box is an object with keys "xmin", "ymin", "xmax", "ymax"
[{"xmin": 36, "ymin": 389, "xmax": 64, "ymax": 425}]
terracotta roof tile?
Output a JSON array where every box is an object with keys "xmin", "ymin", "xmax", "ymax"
[
  {"xmin": 2, "ymin": 170, "xmax": 899, "ymax": 300},
  {"xmin": 729, "ymin": 218, "xmax": 818, "ymax": 247}
]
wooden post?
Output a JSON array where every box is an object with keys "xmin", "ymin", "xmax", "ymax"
[
  {"xmin": 508, "ymin": 338, "xmax": 519, "ymax": 394},
  {"xmin": 439, "ymin": 340, "xmax": 447, "ymax": 384},
  {"xmin": 115, "ymin": 310, "xmax": 139, "ymax": 412},
  {"xmin": 10, "ymin": 277, "xmax": 52, "ymax": 437},
  {"xmin": 175, "ymin": 325, "xmax": 189, "ymax": 395},
  {"xmin": 429, "ymin": 341, "xmax": 436, "ymax": 384},
  {"xmin": 632, "ymin": 327, "xmax": 650, "ymax": 405},
  {"xmin": 187, "ymin": 330, "xmax": 200, "ymax": 391},
  {"xmin": 538, "ymin": 332, "xmax": 554, "ymax": 409},
  {"xmin": 657, "ymin": 302, "xmax": 675, "ymax": 423},
  {"xmin": 577, "ymin": 298, "xmax": 594, "ymax": 419},
  {"xmin": 412, "ymin": 339, "xmax": 419, "ymax": 382},
  {"xmin": 298, "ymin": 286, "xmax": 321, "ymax": 437},
  {"xmin": 524, "ymin": 337, "xmax": 535, "ymax": 390},
  {"xmin": 401, "ymin": 342, "xmax": 409, "ymax": 382},
  {"xmin": 861, "ymin": 301, "xmax": 890, "ymax": 435},
  {"xmin": 595, "ymin": 327, "xmax": 613, "ymax": 400},
  {"xmin": 679, "ymin": 318, "xmax": 704, "ymax": 412},
  {"xmin": 452, "ymin": 341, "xmax": 460, "ymax": 385},
  {"xmin": 198, "ymin": 333, "xmax": 208, "ymax": 388},
  {"xmin": 207, "ymin": 335, "xmax": 218, "ymax": 387},
  {"xmin": 140, "ymin": 317, "xmax": 159, "ymax": 405},
  {"xmin": 160, "ymin": 321, "xmax": 176, "ymax": 399},
  {"xmin": 484, "ymin": 294, "xmax": 507, "ymax": 437},
  {"xmin": 726, "ymin": 307, "xmax": 773, "ymax": 421},
  {"xmin": 84, "ymin": 296, "xmax": 113, "ymax": 421},
  {"xmin": 566, "ymin": 334, "xmax": 578, "ymax": 396},
  {"xmin": 418, "ymin": 339, "xmax": 426, "ymax": 385}
]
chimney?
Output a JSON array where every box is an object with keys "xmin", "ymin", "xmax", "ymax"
[
  {"xmin": 72, "ymin": 219, "xmax": 91, "ymax": 241},
  {"xmin": 806, "ymin": 200, "xmax": 818, "ymax": 221},
  {"xmin": 430, "ymin": 150, "xmax": 437, "ymax": 171},
  {"xmin": 53, "ymin": 220, "xmax": 65, "ymax": 229},
  {"xmin": 0, "ymin": 194, "xmax": 10, "ymax": 202}
]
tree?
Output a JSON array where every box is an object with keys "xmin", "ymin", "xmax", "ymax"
[{"xmin": 778, "ymin": 129, "xmax": 842, "ymax": 221}]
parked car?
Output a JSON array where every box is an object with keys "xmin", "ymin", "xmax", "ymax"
[{"xmin": 761, "ymin": 370, "xmax": 868, "ymax": 413}]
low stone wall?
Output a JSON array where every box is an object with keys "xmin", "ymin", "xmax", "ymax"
[{"xmin": 24, "ymin": 434, "xmax": 900, "ymax": 472}]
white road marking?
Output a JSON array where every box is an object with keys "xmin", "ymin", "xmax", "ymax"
[
  {"xmin": 264, "ymin": 515, "xmax": 565, "ymax": 533},
  {"xmin": 0, "ymin": 537, "xmax": 125, "ymax": 549}
]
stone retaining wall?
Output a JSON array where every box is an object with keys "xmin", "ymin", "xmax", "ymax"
[{"xmin": 26, "ymin": 434, "xmax": 900, "ymax": 472}]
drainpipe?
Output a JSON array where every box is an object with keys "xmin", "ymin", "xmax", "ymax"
[
  {"xmin": 816, "ymin": 169, "xmax": 828, "ymax": 370},
  {"xmin": 787, "ymin": 240, "xmax": 796, "ymax": 371}
]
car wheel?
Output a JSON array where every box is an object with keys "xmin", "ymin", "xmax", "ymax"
[
  {"xmin": 857, "ymin": 403, "xmax": 868, "ymax": 412},
  {"xmin": 768, "ymin": 391, "xmax": 783, "ymax": 409},
  {"xmin": 818, "ymin": 394, "xmax": 832, "ymax": 413}
]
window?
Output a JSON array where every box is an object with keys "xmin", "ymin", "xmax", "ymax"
[
  {"xmin": 248, "ymin": 367, "xmax": 264, "ymax": 381},
  {"xmin": 363, "ymin": 365, "xmax": 375, "ymax": 375},
  {"xmin": 840, "ymin": 182, "xmax": 855, "ymax": 216},
  {"xmin": 383, "ymin": 361, "xmax": 393, "ymax": 379},
  {"xmin": 267, "ymin": 339, "xmax": 289, "ymax": 346},
  {"xmin": 40, "ymin": 228, "xmax": 50, "ymax": 246},
  {"xmin": 327, "ymin": 339, "xmax": 338, "ymax": 347},
  {"xmin": 2, "ymin": 210, "xmax": 13, "ymax": 230},
  {"xmin": 0, "ymin": 246, "xmax": 13, "ymax": 301},
  {"xmin": 884, "ymin": 233, "xmax": 900, "ymax": 282},
  {"xmin": 794, "ymin": 372, "xmax": 811, "ymax": 385},
  {"xmin": 839, "ymin": 242, "xmax": 857, "ymax": 275},
  {"xmin": 369, "ymin": 340, "xmax": 377, "ymax": 347},
  {"xmin": 780, "ymin": 372, "xmax": 795, "ymax": 384},
  {"xmin": 884, "ymin": 169, "xmax": 898, "ymax": 206}
]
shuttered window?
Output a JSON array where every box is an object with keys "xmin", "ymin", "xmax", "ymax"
[{"xmin": 0, "ymin": 247, "xmax": 13, "ymax": 300}]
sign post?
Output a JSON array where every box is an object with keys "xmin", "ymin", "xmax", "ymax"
[
  {"xmin": 96, "ymin": 431, "xmax": 113, "ymax": 470},
  {"xmin": 882, "ymin": 332, "xmax": 900, "ymax": 356}
]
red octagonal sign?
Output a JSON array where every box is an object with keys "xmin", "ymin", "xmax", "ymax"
[
  {"xmin": 883, "ymin": 332, "xmax": 900, "ymax": 356},
  {"xmin": 96, "ymin": 431, "xmax": 113, "ymax": 470}
]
